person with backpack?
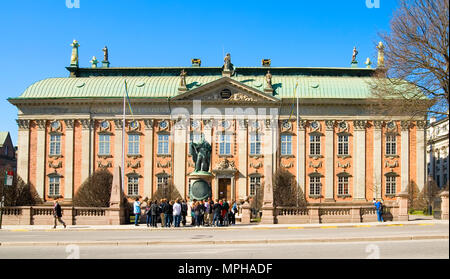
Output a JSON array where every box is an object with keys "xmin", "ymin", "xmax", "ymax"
[
  {"xmin": 181, "ymin": 199, "xmax": 188, "ymax": 226},
  {"xmin": 150, "ymin": 200, "xmax": 160, "ymax": 228},
  {"xmin": 375, "ymin": 199, "xmax": 384, "ymax": 222}
]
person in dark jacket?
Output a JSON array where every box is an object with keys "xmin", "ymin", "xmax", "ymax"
[
  {"xmin": 181, "ymin": 200, "xmax": 188, "ymax": 226},
  {"xmin": 212, "ymin": 199, "xmax": 222, "ymax": 227},
  {"xmin": 53, "ymin": 200, "xmax": 66, "ymax": 229},
  {"xmin": 159, "ymin": 199, "xmax": 167, "ymax": 227},
  {"xmin": 222, "ymin": 199, "xmax": 230, "ymax": 226},
  {"xmin": 166, "ymin": 200, "xmax": 174, "ymax": 227},
  {"xmin": 150, "ymin": 200, "xmax": 160, "ymax": 228},
  {"xmin": 208, "ymin": 198, "xmax": 214, "ymax": 226},
  {"xmin": 145, "ymin": 201, "xmax": 152, "ymax": 227}
]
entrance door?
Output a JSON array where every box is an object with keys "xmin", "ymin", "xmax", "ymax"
[{"xmin": 218, "ymin": 178, "xmax": 231, "ymax": 201}]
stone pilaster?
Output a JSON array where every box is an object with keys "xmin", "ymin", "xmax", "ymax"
[
  {"xmin": 173, "ymin": 119, "xmax": 187, "ymax": 198},
  {"xmin": 353, "ymin": 120, "xmax": 367, "ymax": 201},
  {"xmin": 400, "ymin": 121, "xmax": 410, "ymax": 192},
  {"xmin": 416, "ymin": 121, "xmax": 426, "ymax": 191},
  {"xmin": 373, "ymin": 120, "xmax": 383, "ymax": 199},
  {"xmin": 324, "ymin": 120, "xmax": 335, "ymax": 201},
  {"xmin": 298, "ymin": 120, "xmax": 306, "ymax": 196},
  {"xmin": 64, "ymin": 120, "xmax": 75, "ymax": 201},
  {"xmin": 16, "ymin": 119, "xmax": 30, "ymax": 184},
  {"xmin": 143, "ymin": 119, "xmax": 154, "ymax": 199},
  {"xmin": 80, "ymin": 119, "xmax": 92, "ymax": 185},
  {"xmin": 237, "ymin": 119, "xmax": 248, "ymax": 199},
  {"xmin": 35, "ymin": 120, "xmax": 47, "ymax": 199}
]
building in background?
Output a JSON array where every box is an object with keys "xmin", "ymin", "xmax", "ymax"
[
  {"xmin": 427, "ymin": 116, "xmax": 449, "ymax": 189},
  {"xmin": 0, "ymin": 131, "xmax": 17, "ymax": 172},
  {"xmin": 8, "ymin": 41, "xmax": 428, "ymax": 206}
]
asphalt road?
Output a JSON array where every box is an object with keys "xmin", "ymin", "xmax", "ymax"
[{"xmin": 0, "ymin": 240, "xmax": 447, "ymax": 259}]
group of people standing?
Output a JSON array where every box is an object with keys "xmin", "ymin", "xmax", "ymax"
[{"xmin": 132, "ymin": 197, "xmax": 238, "ymax": 228}]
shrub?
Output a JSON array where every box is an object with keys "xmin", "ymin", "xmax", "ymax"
[{"xmin": 73, "ymin": 169, "xmax": 113, "ymax": 207}]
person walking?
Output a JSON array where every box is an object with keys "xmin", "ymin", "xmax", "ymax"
[
  {"xmin": 173, "ymin": 199, "xmax": 182, "ymax": 227},
  {"xmin": 159, "ymin": 199, "xmax": 167, "ymax": 228},
  {"xmin": 53, "ymin": 200, "xmax": 66, "ymax": 229},
  {"xmin": 150, "ymin": 200, "xmax": 159, "ymax": 228},
  {"xmin": 181, "ymin": 199, "xmax": 188, "ymax": 226},
  {"xmin": 375, "ymin": 199, "xmax": 384, "ymax": 222},
  {"xmin": 133, "ymin": 197, "xmax": 142, "ymax": 226},
  {"xmin": 145, "ymin": 201, "xmax": 152, "ymax": 227},
  {"xmin": 213, "ymin": 199, "xmax": 222, "ymax": 227}
]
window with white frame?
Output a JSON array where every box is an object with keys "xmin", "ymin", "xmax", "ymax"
[
  {"xmin": 49, "ymin": 134, "xmax": 61, "ymax": 156},
  {"xmin": 250, "ymin": 176, "xmax": 261, "ymax": 196},
  {"xmin": 98, "ymin": 134, "xmax": 110, "ymax": 155},
  {"xmin": 386, "ymin": 176, "xmax": 396, "ymax": 195},
  {"xmin": 338, "ymin": 176, "xmax": 349, "ymax": 196},
  {"xmin": 157, "ymin": 134, "xmax": 170, "ymax": 154},
  {"xmin": 157, "ymin": 176, "xmax": 169, "ymax": 189},
  {"xmin": 250, "ymin": 134, "xmax": 261, "ymax": 155},
  {"xmin": 281, "ymin": 134, "xmax": 292, "ymax": 155},
  {"xmin": 385, "ymin": 135, "xmax": 397, "ymax": 155},
  {"xmin": 219, "ymin": 134, "xmax": 231, "ymax": 155},
  {"xmin": 128, "ymin": 134, "xmax": 140, "ymax": 155},
  {"xmin": 309, "ymin": 176, "xmax": 321, "ymax": 196},
  {"xmin": 310, "ymin": 135, "xmax": 321, "ymax": 155},
  {"xmin": 338, "ymin": 135, "xmax": 349, "ymax": 155},
  {"xmin": 127, "ymin": 176, "xmax": 139, "ymax": 196},
  {"xmin": 49, "ymin": 176, "xmax": 60, "ymax": 196}
]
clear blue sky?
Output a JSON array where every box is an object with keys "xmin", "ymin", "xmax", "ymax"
[{"xmin": 0, "ymin": 0, "xmax": 398, "ymax": 145}]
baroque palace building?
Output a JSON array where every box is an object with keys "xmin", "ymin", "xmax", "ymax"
[{"xmin": 8, "ymin": 41, "xmax": 427, "ymax": 206}]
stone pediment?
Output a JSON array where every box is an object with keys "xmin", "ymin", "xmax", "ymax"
[{"xmin": 171, "ymin": 77, "xmax": 279, "ymax": 104}]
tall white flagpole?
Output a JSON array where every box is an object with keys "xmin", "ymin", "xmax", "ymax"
[
  {"xmin": 296, "ymin": 82, "xmax": 299, "ymax": 207},
  {"xmin": 122, "ymin": 80, "xmax": 127, "ymax": 191}
]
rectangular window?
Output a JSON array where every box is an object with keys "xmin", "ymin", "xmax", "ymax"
[
  {"xmin": 157, "ymin": 134, "xmax": 170, "ymax": 154},
  {"xmin": 386, "ymin": 176, "xmax": 396, "ymax": 195},
  {"xmin": 49, "ymin": 176, "xmax": 60, "ymax": 196},
  {"xmin": 128, "ymin": 134, "xmax": 140, "ymax": 155},
  {"xmin": 127, "ymin": 176, "xmax": 139, "ymax": 196},
  {"xmin": 338, "ymin": 135, "xmax": 349, "ymax": 155},
  {"xmin": 157, "ymin": 176, "xmax": 169, "ymax": 189},
  {"xmin": 49, "ymin": 134, "xmax": 61, "ymax": 155},
  {"xmin": 250, "ymin": 176, "xmax": 261, "ymax": 196},
  {"xmin": 338, "ymin": 176, "xmax": 349, "ymax": 195},
  {"xmin": 99, "ymin": 134, "xmax": 110, "ymax": 155},
  {"xmin": 310, "ymin": 135, "xmax": 321, "ymax": 155},
  {"xmin": 219, "ymin": 134, "xmax": 231, "ymax": 155},
  {"xmin": 385, "ymin": 135, "xmax": 397, "ymax": 155},
  {"xmin": 250, "ymin": 134, "xmax": 261, "ymax": 155},
  {"xmin": 281, "ymin": 134, "xmax": 292, "ymax": 155},
  {"xmin": 309, "ymin": 177, "xmax": 321, "ymax": 196}
]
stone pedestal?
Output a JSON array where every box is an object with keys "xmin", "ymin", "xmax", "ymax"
[
  {"xmin": 350, "ymin": 207, "xmax": 362, "ymax": 223},
  {"xmin": 241, "ymin": 201, "xmax": 251, "ymax": 224},
  {"xmin": 260, "ymin": 166, "xmax": 275, "ymax": 224},
  {"xmin": 109, "ymin": 166, "xmax": 125, "ymax": 225},
  {"xmin": 440, "ymin": 191, "xmax": 449, "ymax": 220},
  {"xmin": 396, "ymin": 191, "xmax": 409, "ymax": 221},
  {"xmin": 188, "ymin": 172, "xmax": 213, "ymax": 201},
  {"xmin": 309, "ymin": 206, "xmax": 320, "ymax": 223}
]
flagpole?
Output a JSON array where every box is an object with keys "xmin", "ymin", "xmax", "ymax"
[
  {"xmin": 122, "ymin": 80, "xmax": 127, "ymax": 192},
  {"xmin": 296, "ymin": 82, "xmax": 299, "ymax": 207}
]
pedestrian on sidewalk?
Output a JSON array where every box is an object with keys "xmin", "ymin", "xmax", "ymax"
[
  {"xmin": 181, "ymin": 199, "xmax": 188, "ymax": 226},
  {"xmin": 222, "ymin": 199, "xmax": 230, "ymax": 226},
  {"xmin": 150, "ymin": 200, "xmax": 160, "ymax": 228},
  {"xmin": 145, "ymin": 201, "xmax": 152, "ymax": 227},
  {"xmin": 173, "ymin": 199, "xmax": 181, "ymax": 227},
  {"xmin": 133, "ymin": 197, "xmax": 142, "ymax": 226},
  {"xmin": 203, "ymin": 199, "xmax": 210, "ymax": 226},
  {"xmin": 208, "ymin": 198, "xmax": 214, "ymax": 226},
  {"xmin": 53, "ymin": 200, "xmax": 66, "ymax": 229},
  {"xmin": 230, "ymin": 200, "xmax": 237, "ymax": 225},
  {"xmin": 165, "ymin": 200, "xmax": 173, "ymax": 227},
  {"xmin": 190, "ymin": 199, "xmax": 197, "ymax": 226},
  {"xmin": 375, "ymin": 199, "xmax": 384, "ymax": 222},
  {"xmin": 159, "ymin": 199, "xmax": 167, "ymax": 228},
  {"xmin": 213, "ymin": 199, "xmax": 222, "ymax": 227}
]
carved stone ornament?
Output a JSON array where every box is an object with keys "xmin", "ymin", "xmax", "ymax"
[
  {"xmin": 353, "ymin": 120, "xmax": 367, "ymax": 131},
  {"xmin": 49, "ymin": 120, "xmax": 62, "ymax": 132},
  {"xmin": 16, "ymin": 119, "xmax": 30, "ymax": 130},
  {"xmin": 229, "ymin": 93, "xmax": 257, "ymax": 102},
  {"xmin": 298, "ymin": 120, "xmax": 307, "ymax": 130},
  {"xmin": 337, "ymin": 161, "xmax": 351, "ymax": 169},
  {"xmin": 309, "ymin": 161, "xmax": 322, "ymax": 170},
  {"xmin": 48, "ymin": 160, "xmax": 62, "ymax": 169},
  {"xmin": 157, "ymin": 160, "xmax": 171, "ymax": 168},
  {"xmin": 400, "ymin": 121, "xmax": 411, "ymax": 131},
  {"xmin": 216, "ymin": 158, "xmax": 236, "ymax": 170},
  {"xmin": 36, "ymin": 120, "xmax": 47, "ymax": 130},
  {"xmin": 98, "ymin": 161, "xmax": 112, "ymax": 169},
  {"xmin": 238, "ymin": 119, "xmax": 248, "ymax": 130},
  {"xmin": 249, "ymin": 162, "xmax": 263, "ymax": 169},
  {"xmin": 203, "ymin": 119, "xmax": 213, "ymax": 129},
  {"xmin": 385, "ymin": 160, "xmax": 398, "ymax": 168},
  {"xmin": 281, "ymin": 120, "xmax": 292, "ymax": 132},
  {"xmin": 386, "ymin": 121, "xmax": 397, "ymax": 132},
  {"xmin": 127, "ymin": 160, "xmax": 141, "ymax": 169},
  {"xmin": 191, "ymin": 119, "xmax": 201, "ymax": 131},
  {"xmin": 310, "ymin": 121, "xmax": 321, "ymax": 132},
  {"xmin": 337, "ymin": 121, "xmax": 348, "ymax": 133},
  {"xmin": 158, "ymin": 120, "xmax": 169, "ymax": 131},
  {"xmin": 325, "ymin": 120, "xmax": 335, "ymax": 131},
  {"xmin": 416, "ymin": 120, "xmax": 427, "ymax": 130},
  {"xmin": 64, "ymin": 119, "xmax": 75, "ymax": 130},
  {"xmin": 280, "ymin": 162, "xmax": 293, "ymax": 168},
  {"xmin": 99, "ymin": 120, "xmax": 110, "ymax": 132},
  {"xmin": 373, "ymin": 120, "xmax": 383, "ymax": 130},
  {"xmin": 81, "ymin": 119, "xmax": 93, "ymax": 130},
  {"xmin": 144, "ymin": 119, "xmax": 154, "ymax": 130},
  {"xmin": 128, "ymin": 120, "xmax": 140, "ymax": 132}
]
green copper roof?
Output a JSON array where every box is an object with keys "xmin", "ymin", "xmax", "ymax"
[{"xmin": 15, "ymin": 74, "xmax": 377, "ymax": 100}]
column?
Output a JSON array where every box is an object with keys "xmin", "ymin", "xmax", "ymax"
[
  {"xmin": 416, "ymin": 121, "xmax": 426, "ymax": 191},
  {"xmin": 353, "ymin": 120, "xmax": 367, "ymax": 201},
  {"xmin": 298, "ymin": 120, "xmax": 306, "ymax": 196},
  {"xmin": 173, "ymin": 119, "xmax": 187, "ymax": 197},
  {"xmin": 35, "ymin": 120, "xmax": 47, "ymax": 199},
  {"xmin": 400, "ymin": 121, "xmax": 410, "ymax": 192},
  {"xmin": 373, "ymin": 121, "xmax": 383, "ymax": 199},
  {"xmin": 237, "ymin": 119, "xmax": 248, "ymax": 199},
  {"xmin": 64, "ymin": 120, "xmax": 75, "ymax": 201},
  {"xmin": 80, "ymin": 119, "xmax": 92, "ymax": 185},
  {"xmin": 143, "ymin": 119, "xmax": 154, "ymax": 199},
  {"xmin": 16, "ymin": 119, "xmax": 30, "ymax": 183},
  {"xmin": 325, "ymin": 120, "xmax": 335, "ymax": 201}
]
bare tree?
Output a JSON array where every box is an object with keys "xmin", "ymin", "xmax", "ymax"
[
  {"xmin": 0, "ymin": 168, "xmax": 42, "ymax": 206},
  {"xmin": 73, "ymin": 169, "xmax": 113, "ymax": 207},
  {"xmin": 272, "ymin": 168, "xmax": 307, "ymax": 207},
  {"xmin": 370, "ymin": 0, "xmax": 449, "ymax": 118},
  {"xmin": 153, "ymin": 179, "xmax": 182, "ymax": 202}
]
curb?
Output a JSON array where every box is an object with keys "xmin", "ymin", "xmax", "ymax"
[{"xmin": 0, "ymin": 235, "xmax": 447, "ymax": 247}]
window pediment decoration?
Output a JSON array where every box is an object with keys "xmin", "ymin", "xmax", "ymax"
[
  {"xmin": 309, "ymin": 121, "xmax": 321, "ymax": 132},
  {"xmin": 99, "ymin": 120, "xmax": 111, "ymax": 132},
  {"xmin": 336, "ymin": 131, "xmax": 352, "ymax": 137},
  {"xmin": 127, "ymin": 120, "xmax": 140, "ymax": 132},
  {"xmin": 248, "ymin": 172, "xmax": 262, "ymax": 178},
  {"xmin": 337, "ymin": 121, "xmax": 349, "ymax": 133},
  {"xmin": 50, "ymin": 120, "xmax": 62, "ymax": 132},
  {"xmin": 337, "ymin": 171, "xmax": 352, "ymax": 177},
  {"xmin": 155, "ymin": 170, "xmax": 171, "ymax": 177},
  {"xmin": 308, "ymin": 171, "xmax": 323, "ymax": 177},
  {"xmin": 281, "ymin": 120, "xmax": 293, "ymax": 132},
  {"xmin": 309, "ymin": 131, "xmax": 323, "ymax": 137},
  {"xmin": 126, "ymin": 170, "xmax": 142, "ymax": 178},
  {"xmin": 157, "ymin": 120, "xmax": 170, "ymax": 132},
  {"xmin": 385, "ymin": 121, "xmax": 397, "ymax": 132},
  {"xmin": 385, "ymin": 171, "xmax": 399, "ymax": 177},
  {"xmin": 47, "ymin": 170, "xmax": 63, "ymax": 177}
]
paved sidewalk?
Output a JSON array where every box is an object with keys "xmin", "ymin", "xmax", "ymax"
[{"xmin": 1, "ymin": 219, "xmax": 447, "ymax": 232}]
